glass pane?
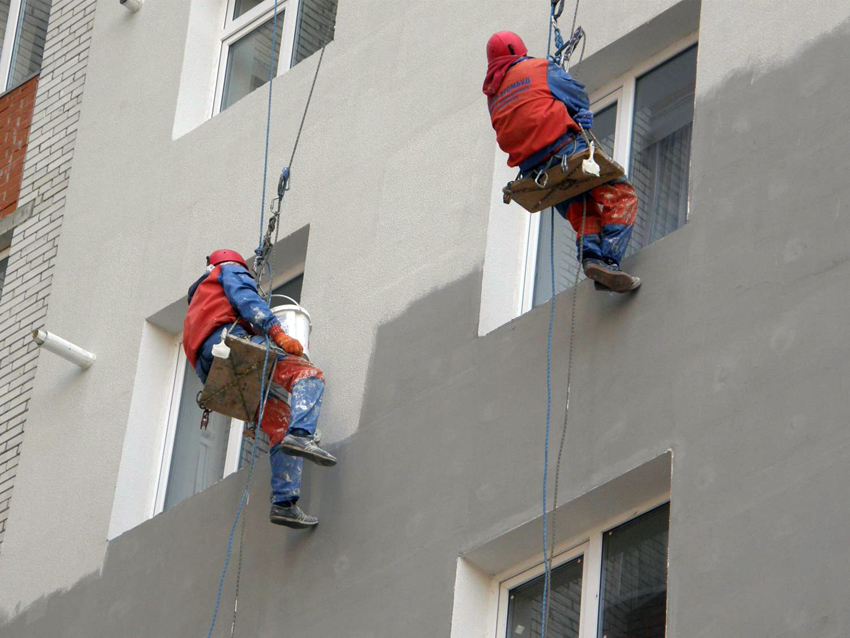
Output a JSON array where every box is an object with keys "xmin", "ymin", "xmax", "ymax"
[
  {"xmin": 507, "ymin": 556, "xmax": 583, "ymax": 638},
  {"xmin": 594, "ymin": 102, "xmax": 617, "ymax": 157},
  {"xmin": 533, "ymin": 103, "xmax": 617, "ymax": 307},
  {"xmin": 598, "ymin": 504, "xmax": 670, "ymax": 638},
  {"xmin": 221, "ymin": 13, "xmax": 285, "ymax": 112},
  {"xmin": 238, "ymin": 274, "xmax": 303, "ymax": 470},
  {"xmin": 8, "ymin": 0, "xmax": 50, "ymax": 89},
  {"xmin": 292, "ymin": 0, "xmax": 337, "ymax": 66},
  {"xmin": 233, "ymin": 0, "xmax": 265, "ymax": 19},
  {"xmin": 0, "ymin": 1, "xmax": 11, "ymax": 55},
  {"xmin": 0, "ymin": 255, "xmax": 8, "ymax": 297},
  {"xmin": 163, "ymin": 358, "xmax": 232, "ymax": 510},
  {"xmin": 628, "ymin": 46, "xmax": 697, "ymax": 256}
]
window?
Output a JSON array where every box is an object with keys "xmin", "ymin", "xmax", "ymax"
[
  {"xmin": 0, "ymin": 0, "xmax": 49, "ymax": 92},
  {"xmin": 214, "ymin": 0, "xmax": 338, "ymax": 114},
  {"xmin": 0, "ymin": 245, "xmax": 9, "ymax": 297},
  {"xmin": 153, "ymin": 274, "xmax": 304, "ymax": 513},
  {"xmin": 154, "ymin": 344, "xmax": 245, "ymax": 513},
  {"xmin": 498, "ymin": 503, "xmax": 670, "ymax": 638},
  {"xmin": 598, "ymin": 505, "xmax": 670, "ymax": 637},
  {"xmin": 526, "ymin": 39, "xmax": 697, "ymax": 308}
]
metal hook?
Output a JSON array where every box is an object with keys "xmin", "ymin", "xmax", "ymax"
[
  {"xmin": 277, "ymin": 166, "xmax": 291, "ymax": 199},
  {"xmin": 551, "ymin": 0, "xmax": 566, "ymax": 20},
  {"xmin": 270, "ymin": 167, "xmax": 291, "ymax": 216},
  {"xmin": 534, "ymin": 170, "xmax": 550, "ymax": 189}
]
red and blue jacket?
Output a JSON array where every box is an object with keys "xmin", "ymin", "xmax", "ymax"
[
  {"xmin": 183, "ymin": 263, "xmax": 281, "ymax": 372},
  {"xmin": 487, "ymin": 57, "xmax": 590, "ymax": 172}
]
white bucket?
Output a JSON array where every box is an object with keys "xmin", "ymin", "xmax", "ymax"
[{"xmin": 270, "ymin": 295, "xmax": 313, "ymax": 359}]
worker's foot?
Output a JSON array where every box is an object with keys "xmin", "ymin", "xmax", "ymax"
[
  {"xmin": 281, "ymin": 433, "xmax": 338, "ymax": 467},
  {"xmin": 269, "ymin": 503, "xmax": 318, "ymax": 529},
  {"xmin": 583, "ymin": 259, "xmax": 641, "ymax": 293}
]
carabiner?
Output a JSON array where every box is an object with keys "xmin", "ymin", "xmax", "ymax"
[
  {"xmin": 277, "ymin": 166, "xmax": 291, "ymax": 199},
  {"xmin": 551, "ymin": 0, "xmax": 566, "ymax": 20},
  {"xmin": 534, "ymin": 170, "xmax": 550, "ymax": 189}
]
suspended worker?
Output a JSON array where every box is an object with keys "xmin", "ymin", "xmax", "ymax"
[
  {"xmin": 183, "ymin": 249, "xmax": 336, "ymax": 529},
  {"xmin": 484, "ymin": 31, "xmax": 641, "ymax": 292}
]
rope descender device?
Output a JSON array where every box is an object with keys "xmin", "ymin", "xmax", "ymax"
[
  {"xmin": 549, "ymin": 0, "xmax": 585, "ymax": 70},
  {"xmin": 253, "ymin": 166, "xmax": 291, "ymax": 292}
]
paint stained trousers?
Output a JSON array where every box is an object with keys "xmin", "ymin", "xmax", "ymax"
[
  {"xmin": 258, "ymin": 349, "xmax": 325, "ymax": 505},
  {"xmin": 196, "ymin": 324, "xmax": 326, "ymax": 506},
  {"xmin": 554, "ymin": 178, "xmax": 638, "ymax": 266}
]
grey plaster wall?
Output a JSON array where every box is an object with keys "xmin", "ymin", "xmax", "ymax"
[{"xmin": 3, "ymin": 0, "xmax": 850, "ymax": 636}]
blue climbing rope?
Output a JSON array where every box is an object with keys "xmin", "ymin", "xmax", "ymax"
[
  {"xmin": 206, "ymin": 3, "xmax": 280, "ymax": 637},
  {"xmin": 540, "ymin": 1, "xmax": 586, "ymax": 635},
  {"xmin": 539, "ymin": 6, "xmax": 559, "ymax": 636}
]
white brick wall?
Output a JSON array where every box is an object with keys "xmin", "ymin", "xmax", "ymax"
[{"xmin": 0, "ymin": 0, "xmax": 96, "ymax": 550}]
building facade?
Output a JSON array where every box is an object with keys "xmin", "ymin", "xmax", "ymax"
[{"xmin": 1, "ymin": 0, "xmax": 850, "ymax": 636}]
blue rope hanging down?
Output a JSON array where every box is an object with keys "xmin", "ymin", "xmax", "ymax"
[
  {"xmin": 539, "ymin": 5, "xmax": 558, "ymax": 635},
  {"xmin": 206, "ymin": 2, "xmax": 280, "ymax": 637},
  {"xmin": 540, "ymin": 0, "xmax": 584, "ymax": 635}
]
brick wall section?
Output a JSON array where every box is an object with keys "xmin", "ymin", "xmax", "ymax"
[
  {"xmin": 0, "ymin": 0, "xmax": 97, "ymax": 550},
  {"xmin": 0, "ymin": 76, "xmax": 39, "ymax": 220}
]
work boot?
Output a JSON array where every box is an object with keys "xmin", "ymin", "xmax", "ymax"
[
  {"xmin": 281, "ymin": 433, "xmax": 338, "ymax": 467},
  {"xmin": 269, "ymin": 503, "xmax": 318, "ymax": 529},
  {"xmin": 583, "ymin": 259, "xmax": 641, "ymax": 293}
]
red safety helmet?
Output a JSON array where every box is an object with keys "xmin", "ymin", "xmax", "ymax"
[
  {"xmin": 486, "ymin": 31, "xmax": 528, "ymax": 64},
  {"xmin": 207, "ymin": 249, "xmax": 248, "ymax": 269}
]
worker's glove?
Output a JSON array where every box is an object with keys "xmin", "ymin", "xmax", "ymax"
[
  {"xmin": 268, "ymin": 324, "xmax": 304, "ymax": 357},
  {"xmin": 574, "ymin": 108, "xmax": 593, "ymax": 130}
]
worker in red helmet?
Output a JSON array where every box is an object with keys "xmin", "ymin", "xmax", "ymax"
[
  {"xmin": 184, "ymin": 249, "xmax": 336, "ymax": 529},
  {"xmin": 484, "ymin": 31, "xmax": 641, "ymax": 292}
]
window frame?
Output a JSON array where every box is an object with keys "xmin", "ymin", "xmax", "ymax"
[
  {"xmin": 151, "ymin": 339, "xmax": 246, "ymax": 516},
  {"xmin": 494, "ymin": 494, "xmax": 670, "ymax": 638},
  {"xmin": 0, "ymin": 0, "xmax": 32, "ymax": 91},
  {"xmin": 519, "ymin": 32, "xmax": 698, "ymax": 314},
  {"xmin": 211, "ymin": 0, "xmax": 301, "ymax": 117},
  {"xmin": 0, "ymin": 244, "xmax": 10, "ymax": 297}
]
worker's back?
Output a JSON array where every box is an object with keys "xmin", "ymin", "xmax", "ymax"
[{"xmin": 487, "ymin": 58, "xmax": 576, "ymax": 167}]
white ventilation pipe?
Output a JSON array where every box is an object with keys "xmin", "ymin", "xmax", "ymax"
[
  {"xmin": 120, "ymin": 0, "xmax": 143, "ymax": 13},
  {"xmin": 32, "ymin": 330, "xmax": 96, "ymax": 370}
]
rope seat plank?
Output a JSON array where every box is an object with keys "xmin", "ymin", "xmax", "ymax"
[
  {"xmin": 199, "ymin": 335, "xmax": 278, "ymax": 423},
  {"xmin": 503, "ymin": 143, "xmax": 624, "ymax": 213}
]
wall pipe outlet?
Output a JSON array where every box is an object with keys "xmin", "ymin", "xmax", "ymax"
[
  {"xmin": 32, "ymin": 329, "xmax": 96, "ymax": 370},
  {"xmin": 120, "ymin": 0, "xmax": 143, "ymax": 12}
]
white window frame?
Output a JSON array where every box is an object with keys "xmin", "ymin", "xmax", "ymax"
[
  {"xmin": 212, "ymin": 0, "xmax": 301, "ymax": 117},
  {"xmin": 519, "ymin": 32, "xmax": 698, "ymax": 314},
  {"xmin": 0, "ymin": 0, "xmax": 45, "ymax": 92},
  {"xmin": 494, "ymin": 494, "xmax": 670, "ymax": 638},
  {"xmin": 151, "ymin": 337, "xmax": 247, "ymax": 516}
]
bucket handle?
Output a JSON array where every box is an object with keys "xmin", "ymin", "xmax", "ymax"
[
  {"xmin": 269, "ymin": 294, "xmax": 302, "ymax": 309},
  {"xmin": 269, "ymin": 294, "xmax": 312, "ymax": 330}
]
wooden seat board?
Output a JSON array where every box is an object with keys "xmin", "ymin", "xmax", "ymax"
[
  {"xmin": 198, "ymin": 335, "xmax": 277, "ymax": 422},
  {"xmin": 503, "ymin": 147, "xmax": 626, "ymax": 213}
]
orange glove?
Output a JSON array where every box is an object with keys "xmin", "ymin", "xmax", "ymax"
[{"xmin": 268, "ymin": 324, "xmax": 303, "ymax": 357}]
